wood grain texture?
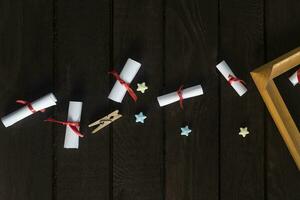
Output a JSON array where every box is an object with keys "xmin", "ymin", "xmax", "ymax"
[
  {"xmin": 165, "ymin": 0, "xmax": 218, "ymax": 199},
  {"xmin": 54, "ymin": 0, "xmax": 111, "ymax": 199},
  {"xmin": 265, "ymin": 0, "xmax": 300, "ymax": 199},
  {"xmin": 2, "ymin": 1, "xmax": 300, "ymax": 199},
  {"xmin": 219, "ymin": 0, "xmax": 265, "ymax": 199},
  {"xmin": 112, "ymin": 0, "xmax": 164, "ymax": 199},
  {"xmin": 0, "ymin": 0, "xmax": 53, "ymax": 199}
]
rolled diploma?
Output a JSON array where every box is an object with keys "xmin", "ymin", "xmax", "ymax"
[
  {"xmin": 108, "ymin": 58, "xmax": 141, "ymax": 103},
  {"xmin": 216, "ymin": 61, "xmax": 247, "ymax": 96},
  {"xmin": 64, "ymin": 101, "xmax": 82, "ymax": 149},
  {"xmin": 157, "ymin": 85, "xmax": 203, "ymax": 107},
  {"xmin": 1, "ymin": 93, "xmax": 57, "ymax": 127},
  {"xmin": 289, "ymin": 71, "xmax": 299, "ymax": 86}
]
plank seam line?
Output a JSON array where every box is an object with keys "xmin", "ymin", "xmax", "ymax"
[
  {"xmin": 109, "ymin": 0, "xmax": 114, "ymax": 199},
  {"xmin": 217, "ymin": 0, "xmax": 221, "ymax": 199},
  {"xmin": 51, "ymin": 0, "xmax": 58, "ymax": 199},
  {"xmin": 162, "ymin": 0, "xmax": 166, "ymax": 199},
  {"xmin": 263, "ymin": 0, "xmax": 267, "ymax": 199}
]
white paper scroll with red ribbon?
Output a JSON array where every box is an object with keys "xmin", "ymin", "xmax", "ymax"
[
  {"xmin": 108, "ymin": 58, "xmax": 141, "ymax": 103},
  {"xmin": 216, "ymin": 61, "xmax": 247, "ymax": 96},
  {"xmin": 64, "ymin": 101, "xmax": 83, "ymax": 149},
  {"xmin": 289, "ymin": 69, "xmax": 300, "ymax": 86},
  {"xmin": 1, "ymin": 93, "xmax": 57, "ymax": 127},
  {"xmin": 157, "ymin": 84, "xmax": 203, "ymax": 108}
]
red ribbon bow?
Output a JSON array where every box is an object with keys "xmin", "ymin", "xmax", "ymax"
[
  {"xmin": 228, "ymin": 75, "xmax": 246, "ymax": 86},
  {"xmin": 297, "ymin": 69, "xmax": 300, "ymax": 83},
  {"xmin": 176, "ymin": 85, "xmax": 184, "ymax": 109},
  {"xmin": 16, "ymin": 100, "xmax": 46, "ymax": 113},
  {"xmin": 45, "ymin": 118, "xmax": 84, "ymax": 137},
  {"xmin": 109, "ymin": 70, "xmax": 137, "ymax": 102}
]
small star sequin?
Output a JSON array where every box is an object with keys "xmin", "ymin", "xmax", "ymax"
[
  {"xmin": 137, "ymin": 82, "xmax": 148, "ymax": 93},
  {"xmin": 239, "ymin": 127, "xmax": 249, "ymax": 138},
  {"xmin": 181, "ymin": 126, "xmax": 191, "ymax": 136},
  {"xmin": 135, "ymin": 112, "xmax": 147, "ymax": 123}
]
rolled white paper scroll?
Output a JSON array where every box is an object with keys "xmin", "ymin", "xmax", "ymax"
[
  {"xmin": 216, "ymin": 61, "xmax": 247, "ymax": 96},
  {"xmin": 157, "ymin": 85, "xmax": 203, "ymax": 107},
  {"xmin": 64, "ymin": 101, "xmax": 82, "ymax": 149},
  {"xmin": 1, "ymin": 93, "xmax": 57, "ymax": 127},
  {"xmin": 289, "ymin": 70, "xmax": 299, "ymax": 86},
  {"xmin": 108, "ymin": 58, "xmax": 141, "ymax": 103}
]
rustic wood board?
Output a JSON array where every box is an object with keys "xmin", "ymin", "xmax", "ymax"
[
  {"xmin": 0, "ymin": 0, "xmax": 299, "ymax": 199},
  {"xmin": 219, "ymin": 0, "xmax": 265, "ymax": 199},
  {"xmin": 112, "ymin": 0, "xmax": 164, "ymax": 199},
  {"xmin": 0, "ymin": 0, "xmax": 53, "ymax": 199},
  {"xmin": 164, "ymin": 0, "xmax": 219, "ymax": 199},
  {"xmin": 54, "ymin": 0, "xmax": 111, "ymax": 199}
]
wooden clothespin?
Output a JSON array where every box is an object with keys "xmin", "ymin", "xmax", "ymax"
[{"xmin": 88, "ymin": 110, "xmax": 122, "ymax": 133}]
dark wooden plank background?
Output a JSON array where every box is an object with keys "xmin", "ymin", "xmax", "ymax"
[
  {"xmin": 219, "ymin": 0, "xmax": 265, "ymax": 199},
  {"xmin": 0, "ymin": 0, "xmax": 53, "ymax": 199},
  {"xmin": 165, "ymin": 0, "xmax": 218, "ymax": 199},
  {"xmin": 54, "ymin": 0, "xmax": 111, "ymax": 199},
  {"xmin": 0, "ymin": 0, "xmax": 300, "ymax": 200}
]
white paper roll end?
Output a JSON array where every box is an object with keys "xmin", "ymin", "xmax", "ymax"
[
  {"xmin": 49, "ymin": 93, "xmax": 58, "ymax": 103},
  {"xmin": 126, "ymin": 58, "xmax": 141, "ymax": 69},
  {"xmin": 216, "ymin": 60, "xmax": 228, "ymax": 73},
  {"xmin": 108, "ymin": 82, "xmax": 125, "ymax": 103},
  {"xmin": 182, "ymin": 85, "xmax": 204, "ymax": 98},
  {"xmin": 1, "ymin": 116, "xmax": 13, "ymax": 128},
  {"xmin": 120, "ymin": 58, "xmax": 141, "ymax": 83},
  {"xmin": 216, "ymin": 60, "xmax": 235, "ymax": 80},
  {"xmin": 199, "ymin": 85, "xmax": 204, "ymax": 95},
  {"xmin": 157, "ymin": 91, "xmax": 182, "ymax": 107},
  {"xmin": 238, "ymin": 85, "xmax": 247, "ymax": 96},
  {"xmin": 231, "ymin": 82, "xmax": 247, "ymax": 96},
  {"xmin": 157, "ymin": 96, "xmax": 162, "ymax": 107},
  {"xmin": 289, "ymin": 72, "xmax": 298, "ymax": 86}
]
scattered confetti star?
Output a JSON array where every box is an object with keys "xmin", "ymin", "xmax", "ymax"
[
  {"xmin": 137, "ymin": 82, "xmax": 148, "ymax": 93},
  {"xmin": 181, "ymin": 126, "xmax": 191, "ymax": 136},
  {"xmin": 239, "ymin": 127, "xmax": 249, "ymax": 138},
  {"xmin": 135, "ymin": 112, "xmax": 147, "ymax": 123}
]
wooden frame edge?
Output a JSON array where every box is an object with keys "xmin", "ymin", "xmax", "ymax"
[{"xmin": 251, "ymin": 47, "xmax": 300, "ymax": 170}]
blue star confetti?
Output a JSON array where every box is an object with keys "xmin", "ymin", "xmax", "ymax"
[
  {"xmin": 181, "ymin": 126, "xmax": 191, "ymax": 136},
  {"xmin": 135, "ymin": 112, "xmax": 147, "ymax": 123}
]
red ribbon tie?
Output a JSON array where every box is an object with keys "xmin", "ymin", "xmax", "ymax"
[
  {"xmin": 297, "ymin": 69, "xmax": 300, "ymax": 83},
  {"xmin": 45, "ymin": 118, "xmax": 84, "ymax": 137},
  {"xmin": 228, "ymin": 75, "xmax": 246, "ymax": 86},
  {"xmin": 109, "ymin": 70, "xmax": 138, "ymax": 102},
  {"xmin": 176, "ymin": 85, "xmax": 184, "ymax": 109},
  {"xmin": 16, "ymin": 100, "xmax": 45, "ymax": 113}
]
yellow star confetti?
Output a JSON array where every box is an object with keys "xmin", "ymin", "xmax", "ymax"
[
  {"xmin": 137, "ymin": 82, "xmax": 148, "ymax": 93},
  {"xmin": 239, "ymin": 127, "xmax": 249, "ymax": 138}
]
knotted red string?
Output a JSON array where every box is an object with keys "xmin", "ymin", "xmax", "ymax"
[
  {"xmin": 45, "ymin": 118, "xmax": 84, "ymax": 137},
  {"xmin": 228, "ymin": 75, "xmax": 246, "ymax": 86},
  {"xmin": 297, "ymin": 69, "xmax": 300, "ymax": 83},
  {"xmin": 16, "ymin": 100, "xmax": 45, "ymax": 113},
  {"xmin": 176, "ymin": 85, "xmax": 184, "ymax": 109},
  {"xmin": 109, "ymin": 70, "xmax": 137, "ymax": 102}
]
